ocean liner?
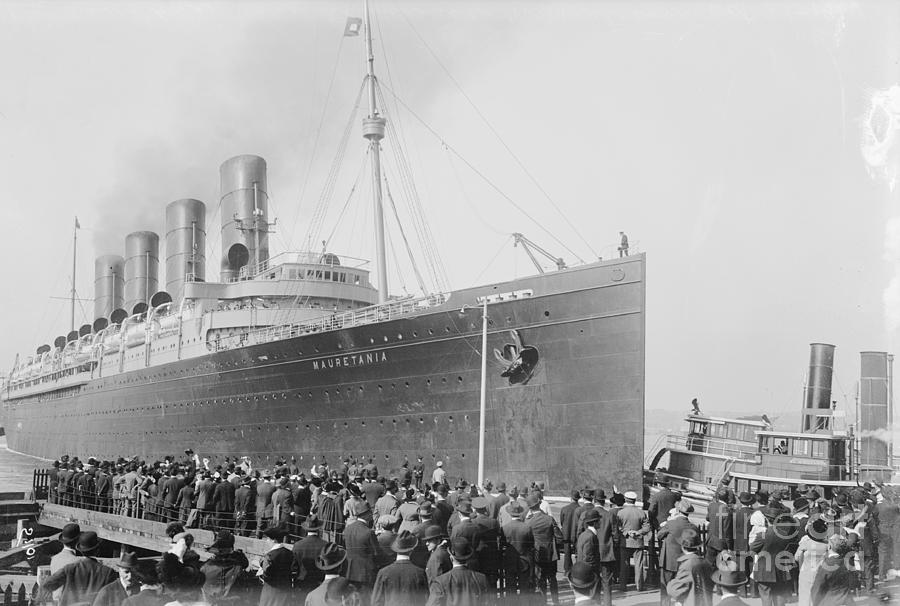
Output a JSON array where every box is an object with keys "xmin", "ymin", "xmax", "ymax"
[{"xmin": 1, "ymin": 4, "xmax": 645, "ymax": 493}]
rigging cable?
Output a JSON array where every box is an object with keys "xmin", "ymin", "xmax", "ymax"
[
  {"xmin": 285, "ymin": 33, "xmax": 352, "ymax": 251},
  {"xmin": 399, "ymin": 9, "xmax": 597, "ymax": 259},
  {"xmin": 384, "ymin": 176, "xmax": 428, "ymax": 294},
  {"xmin": 379, "ymin": 82, "xmax": 585, "ymax": 264}
]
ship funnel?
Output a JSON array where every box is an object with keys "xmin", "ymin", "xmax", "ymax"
[
  {"xmin": 165, "ymin": 199, "xmax": 206, "ymax": 301},
  {"xmin": 94, "ymin": 254, "xmax": 125, "ymax": 320},
  {"xmin": 801, "ymin": 343, "xmax": 836, "ymax": 433},
  {"xmin": 124, "ymin": 231, "xmax": 160, "ymax": 314},
  {"xmin": 859, "ymin": 352, "xmax": 893, "ymax": 471},
  {"xmin": 219, "ymin": 155, "xmax": 269, "ymax": 281}
]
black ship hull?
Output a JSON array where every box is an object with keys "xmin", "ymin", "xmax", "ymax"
[{"xmin": 3, "ymin": 257, "xmax": 645, "ymax": 492}]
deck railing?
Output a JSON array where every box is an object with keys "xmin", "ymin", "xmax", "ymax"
[{"xmin": 665, "ymin": 434, "xmax": 758, "ymax": 461}]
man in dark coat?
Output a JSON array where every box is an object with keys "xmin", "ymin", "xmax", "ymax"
[
  {"xmin": 212, "ymin": 475, "xmax": 236, "ymax": 530},
  {"xmin": 486, "ymin": 483, "xmax": 510, "ymax": 520},
  {"xmin": 161, "ymin": 468, "xmax": 186, "ymax": 523},
  {"xmin": 95, "ymin": 464, "xmax": 113, "ymax": 514},
  {"xmin": 810, "ymin": 534, "xmax": 855, "ymax": 606},
  {"xmin": 41, "ymin": 532, "xmax": 118, "ymax": 606},
  {"xmin": 270, "ymin": 477, "xmax": 294, "ymax": 530},
  {"xmin": 195, "ymin": 472, "xmax": 215, "ymax": 529},
  {"xmin": 412, "ymin": 456, "xmax": 426, "ymax": 491},
  {"xmin": 292, "ymin": 515, "xmax": 329, "ymax": 598},
  {"xmin": 425, "ymin": 537, "xmax": 490, "ymax": 606},
  {"xmin": 255, "ymin": 472, "xmax": 276, "ymax": 538},
  {"xmin": 732, "ymin": 491, "xmax": 756, "ymax": 597},
  {"xmin": 706, "ymin": 487, "xmax": 734, "ymax": 565},
  {"xmin": 233, "ymin": 477, "xmax": 255, "ymax": 537},
  {"xmin": 501, "ymin": 501, "xmax": 534, "ymax": 599},
  {"xmin": 525, "ymin": 491, "xmax": 561, "ymax": 606},
  {"xmin": 200, "ymin": 530, "xmax": 249, "ymax": 604},
  {"xmin": 371, "ymin": 530, "xmax": 429, "ymax": 606},
  {"xmin": 665, "ymin": 529, "xmax": 713, "ymax": 606},
  {"xmin": 91, "ymin": 552, "xmax": 138, "ymax": 606},
  {"xmin": 363, "ymin": 477, "xmax": 386, "ymax": 509},
  {"xmin": 658, "ymin": 500, "xmax": 698, "ymax": 606},
  {"xmin": 121, "ymin": 560, "xmax": 166, "ymax": 606},
  {"xmin": 472, "ymin": 497, "xmax": 501, "ymax": 588},
  {"xmin": 344, "ymin": 501, "xmax": 380, "ymax": 589},
  {"xmin": 559, "ymin": 490, "xmax": 581, "ymax": 573},
  {"xmin": 751, "ymin": 507, "xmax": 800, "ymax": 606},
  {"xmin": 422, "ymin": 524, "xmax": 452, "ymax": 584},
  {"xmin": 174, "ymin": 480, "xmax": 195, "ymax": 526}
]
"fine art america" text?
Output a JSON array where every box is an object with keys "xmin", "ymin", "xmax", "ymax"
[{"xmin": 312, "ymin": 351, "xmax": 388, "ymax": 370}]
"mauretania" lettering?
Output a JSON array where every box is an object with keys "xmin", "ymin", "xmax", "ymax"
[{"xmin": 312, "ymin": 351, "xmax": 388, "ymax": 371}]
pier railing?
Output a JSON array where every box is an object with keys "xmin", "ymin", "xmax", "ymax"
[{"xmin": 1, "ymin": 582, "xmax": 35, "ymax": 606}]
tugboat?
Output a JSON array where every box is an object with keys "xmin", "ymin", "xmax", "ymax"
[{"xmin": 646, "ymin": 344, "xmax": 895, "ymax": 499}]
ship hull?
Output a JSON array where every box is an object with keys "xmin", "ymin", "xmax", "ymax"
[{"xmin": 3, "ymin": 256, "xmax": 645, "ymax": 492}]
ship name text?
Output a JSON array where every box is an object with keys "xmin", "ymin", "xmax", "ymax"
[{"xmin": 313, "ymin": 351, "xmax": 388, "ymax": 371}]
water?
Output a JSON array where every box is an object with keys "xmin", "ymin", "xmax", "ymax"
[{"xmin": 0, "ymin": 437, "xmax": 49, "ymax": 492}]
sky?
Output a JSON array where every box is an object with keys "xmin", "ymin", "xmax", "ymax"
[{"xmin": 1, "ymin": 0, "xmax": 899, "ymax": 426}]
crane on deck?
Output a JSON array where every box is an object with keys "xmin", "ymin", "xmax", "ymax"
[{"xmin": 512, "ymin": 232, "xmax": 566, "ymax": 274}]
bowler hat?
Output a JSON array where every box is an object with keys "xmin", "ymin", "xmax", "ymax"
[
  {"xmin": 738, "ymin": 491, "xmax": 754, "ymax": 505},
  {"xmin": 472, "ymin": 496, "xmax": 489, "ymax": 511},
  {"xmin": 525, "ymin": 493, "xmax": 541, "ymax": 508},
  {"xmin": 711, "ymin": 551, "xmax": 748, "ymax": 588},
  {"xmin": 567, "ymin": 561, "xmax": 598, "ymax": 590},
  {"xmin": 761, "ymin": 505, "xmax": 784, "ymax": 521},
  {"xmin": 60, "ymin": 523, "xmax": 81, "ymax": 546},
  {"xmin": 808, "ymin": 518, "xmax": 829, "ymax": 543},
  {"xmin": 793, "ymin": 498, "xmax": 810, "ymax": 512},
  {"xmin": 352, "ymin": 500, "xmax": 371, "ymax": 517},
  {"xmin": 209, "ymin": 530, "xmax": 235, "ymax": 552},
  {"xmin": 583, "ymin": 509, "xmax": 601, "ymax": 525},
  {"xmin": 391, "ymin": 530, "xmax": 419, "ymax": 553},
  {"xmin": 117, "ymin": 552, "xmax": 139, "ymax": 569},
  {"xmin": 77, "ymin": 531, "xmax": 101, "ymax": 553},
  {"xmin": 316, "ymin": 544, "xmax": 347, "ymax": 570},
  {"xmin": 134, "ymin": 559, "xmax": 160, "ymax": 585},
  {"xmin": 449, "ymin": 537, "xmax": 474, "ymax": 561},
  {"xmin": 421, "ymin": 524, "xmax": 446, "ymax": 542},
  {"xmin": 456, "ymin": 500, "xmax": 473, "ymax": 515},
  {"xmin": 417, "ymin": 502, "xmax": 434, "ymax": 518},
  {"xmin": 611, "ymin": 493, "xmax": 625, "ymax": 507},
  {"xmin": 303, "ymin": 515, "xmax": 325, "ymax": 531},
  {"xmin": 496, "ymin": 482, "xmax": 506, "ymax": 491},
  {"xmin": 506, "ymin": 502, "xmax": 525, "ymax": 517}
]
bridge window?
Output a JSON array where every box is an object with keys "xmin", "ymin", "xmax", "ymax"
[
  {"xmin": 812, "ymin": 440, "xmax": 828, "ymax": 458},
  {"xmin": 792, "ymin": 439, "xmax": 810, "ymax": 456},
  {"xmin": 708, "ymin": 424, "xmax": 723, "ymax": 438},
  {"xmin": 773, "ymin": 438, "xmax": 789, "ymax": 455}
]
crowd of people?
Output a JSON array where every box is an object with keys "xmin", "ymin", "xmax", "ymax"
[{"xmin": 39, "ymin": 451, "xmax": 900, "ymax": 606}]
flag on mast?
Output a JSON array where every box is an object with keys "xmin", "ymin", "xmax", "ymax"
[
  {"xmin": 75, "ymin": 216, "xmax": 81, "ymax": 229},
  {"xmin": 344, "ymin": 17, "xmax": 362, "ymax": 37}
]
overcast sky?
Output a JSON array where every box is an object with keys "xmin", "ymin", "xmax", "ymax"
[{"xmin": 1, "ymin": 0, "xmax": 899, "ymax": 425}]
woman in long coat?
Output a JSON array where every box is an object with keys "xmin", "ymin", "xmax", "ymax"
[{"xmin": 257, "ymin": 527, "xmax": 293, "ymax": 606}]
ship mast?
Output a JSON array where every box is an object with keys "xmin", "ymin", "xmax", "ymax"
[{"xmin": 363, "ymin": 0, "xmax": 389, "ymax": 303}]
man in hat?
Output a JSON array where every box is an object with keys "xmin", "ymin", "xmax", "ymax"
[
  {"xmin": 254, "ymin": 471, "xmax": 276, "ymax": 539},
  {"xmin": 304, "ymin": 544, "xmax": 350, "ymax": 606},
  {"xmin": 293, "ymin": 475, "xmax": 313, "ymax": 527},
  {"xmin": 50, "ymin": 523, "xmax": 81, "ymax": 602},
  {"xmin": 413, "ymin": 456, "xmax": 426, "ymax": 491},
  {"xmin": 501, "ymin": 501, "xmax": 534, "ymax": 599},
  {"xmin": 195, "ymin": 471, "xmax": 215, "ymax": 529},
  {"xmin": 617, "ymin": 490, "xmax": 650, "ymax": 592},
  {"xmin": 92, "ymin": 552, "xmax": 139, "ymax": 606},
  {"xmin": 576, "ymin": 507, "xmax": 617, "ymax": 606},
  {"xmin": 448, "ymin": 479, "xmax": 468, "ymax": 511},
  {"xmin": 174, "ymin": 476, "xmax": 195, "ymax": 527},
  {"xmin": 567, "ymin": 561, "xmax": 601, "ymax": 605},
  {"xmin": 472, "ymin": 496, "xmax": 501, "ymax": 588},
  {"xmin": 121, "ymin": 559, "xmax": 165, "ymax": 606},
  {"xmin": 375, "ymin": 480, "xmax": 401, "ymax": 520},
  {"xmin": 426, "ymin": 537, "xmax": 489, "ymax": 606},
  {"xmin": 666, "ymin": 528, "xmax": 713, "ymax": 606},
  {"xmin": 525, "ymin": 491, "xmax": 562, "ymax": 606},
  {"xmin": 41, "ymin": 531, "xmax": 118, "ymax": 606},
  {"xmin": 449, "ymin": 500, "xmax": 480, "ymax": 566},
  {"xmin": 293, "ymin": 514, "xmax": 329, "ymax": 597},
  {"xmin": 212, "ymin": 472, "xmax": 236, "ymax": 530},
  {"xmin": 733, "ymin": 491, "xmax": 757, "ymax": 598},
  {"xmin": 344, "ymin": 500, "xmax": 380, "ymax": 591},
  {"xmin": 95, "ymin": 463, "xmax": 113, "ymax": 514},
  {"xmin": 431, "ymin": 461, "xmax": 446, "ymax": 486},
  {"xmin": 486, "ymin": 482, "xmax": 509, "ymax": 520},
  {"xmin": 270, "ymin": 476, "xmax": 294, "ymax": 531},
  {"xmin": 706, "ymin": 487, "xmax": 734, "ymax": 567},
  {"xmin": 422, "ymin": 525, "xmax": 452, "ymax": 584},
  {"xmin": 200, "ymin": 530, "xmax": 249, "ymax": 604},
  {"xmin": 559, "ymin": 490, "xmax": 582, "ymax": 573},
  {"xmin": 363, "ymin": 475, "xmax": 386, "ymax": 510},
  {"xmin": 711, "ymin": 551, "xmax": 751, "ymax": 606},
  {"xmin": 750, "ymin": 506, "xmax": 800, "ymax": 606},
  {"xmin": 432, "ymin": 484, "xmax": 453, "ymax": 531},
  {"xmin": 233, "ymin": 475, "xmax": 256, "ymax": 537},
  {"xmin": 258, "ymin": 527, "xmax": 293, "ymax": 606},
  {"xmin": 371, "ymin": 530, "xmax": 429, "ymax": 606},
  {"xmin": 658, "ymin": 500, "xmax": 698, "ymax": 606}
]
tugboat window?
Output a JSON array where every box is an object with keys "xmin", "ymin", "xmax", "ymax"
[
  {"xmin": 792, "ymin": 439, "xmax": 810, "ymax": 456},
  {"xmin": 773, "ymin": 439, "xmax": 789, "ymax": 455}
]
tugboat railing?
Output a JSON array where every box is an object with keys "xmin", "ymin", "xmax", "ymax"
[{"xmin": 665, "ymin": 433, "xmax": 758, "ymax": 461}]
